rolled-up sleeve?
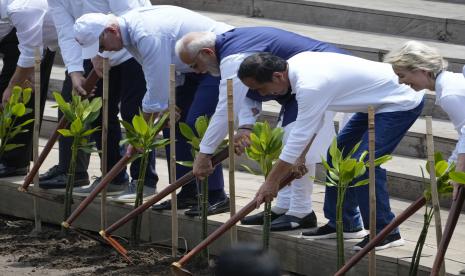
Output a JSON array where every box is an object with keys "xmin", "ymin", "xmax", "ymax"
[
  {"xmin": 8, "ymin": 6, "xmax": 46, "ymax": 68},
  {"xmin": 48, "ymin": 0, "xmax": 83, "ymax": 73},
  {"xmin": 138, "ymin": 35, "xmax": 170, "ymax": 113}
]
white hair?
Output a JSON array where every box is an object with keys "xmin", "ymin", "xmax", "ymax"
[
  {"xmin": 175, "ymin": 32, "xmax": 216, "ymax": 58},
  {"xmin": 384, "ymin": 40, "xmax": 448, "ymax": 75}
]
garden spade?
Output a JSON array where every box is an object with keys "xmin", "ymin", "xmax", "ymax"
[{"xmin": 170, "ymin": 134, "xmax": 316, "ymax": 276}]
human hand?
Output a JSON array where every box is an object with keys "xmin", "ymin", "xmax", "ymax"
[
  {"xmin": 290, "ymin": 156, "xmax": 308, "ymax": 179},
  {"xmin": 70, "ymin": 72, "xmax": 93, "ymax": 97},
  {"xmin": 254, "ymin": 181, "xmax": 278, "ymax": 208},
  {"xmin": 233, "ymin": 127, "xmax": 252, "ymax": 156},
  {"xmin": 91, "ymin": 55, "xmax": 104, "ymax": 78},
  {"xmin": 193, "ymin": 152, "xmax": 214, "ymax": 180}
]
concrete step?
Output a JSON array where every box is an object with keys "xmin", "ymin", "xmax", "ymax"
[{"xmin": 151, "ymin": 0, "xmax": 465, "ymax": 44}]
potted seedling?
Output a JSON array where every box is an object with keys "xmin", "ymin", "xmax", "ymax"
[
  {"xmin": 409, "ymin": 153, "xmax": 465, "ymax": 275},
  {"xmin": 119, "ymin": 111, "xmax": 169, "ymax": 245},
  {"xmin": 53, "ymin": 92, "xmax": 102, "ymax": 225},
  {"xmin": 178, "ymin": 115, "xmax": 227, "ymax": 262},
  {"xmin": 0, "ymin": 86, "xmax": 34, "ymax": 159},
  {"xmin": 320, "ymin": 138, "xmax": 391, "ymax": 270},
  {"xmin": 241, "ymin": 121, "xmax": 284, "ymax": 250}
]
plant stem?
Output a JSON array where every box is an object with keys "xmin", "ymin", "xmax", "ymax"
[
  {"xmin": 336, "ymin": 185, "xmax": 345, "ymax": 270},
  {"xmin": 0, "ymin": 116, "xmax": 18, "ymax": 159},
  {"xmin": 201, "ymin": 178, "xmax": 209, "ymax": 261},
  {"xmin": 263, "ymin": 201, "xmax": 272, "ymax": 250},
  {"xmin": 63, "ymin": 137, "xmax": 79, "ymax": 230},
  {"xmin": 409, "ymin": 204, "xmax": 434, "ymax": 276},
  {"xmin": 131, "ymin": 152, "xmax": 148, "ymax": 246}
]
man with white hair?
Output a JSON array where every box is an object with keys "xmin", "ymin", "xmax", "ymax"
[
  {"xmin": 0, "ymin": 0, "xmax": 57, "ymax": 177},
  {"xmin": 74, "ymin": 5, "xmax": 234, "ymax": 215},
  {"xmin": 175, "ymin": 27, "xmax": 350, "ymax": 231},
  {"xmin": 42, "ymin": 0, "xmax": 158, "ymax": 203},
  {"xmin": 238, "ymin": 52, "xmax": 424, "ymax": 250}
]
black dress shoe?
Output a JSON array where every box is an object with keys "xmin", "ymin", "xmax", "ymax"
[
  {"xmin": 240, "ymin": 210, "xmax": 283, "ymax": 225},
  {"xmin": 39, "ymin": 172, "xmax": 89, "ymax": 189},
  {"xmin": 0, "ymin": 163, "xmax": 28, "ymax": 178},
  {"xmin": 39, "ymin": 165, "xmax": 64, "ymax": 181},
  {"xmin": 152, "ymin": 196, "xmax": 197, "ymax": 211},
  {"xmin": 184, "ymin": 197, "xmax": 230, "ymax": 217},
  {"xmin": 270, "ymin": 211, "xmax": 317, "ymax": 232}
]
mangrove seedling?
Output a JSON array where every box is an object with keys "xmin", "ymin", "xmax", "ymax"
[
  {"xmin": 178, "ymin": 115, "xmax": 227, "ymax": 262},
  {"xmin": 409, "ymin": 152, "xmax": 465, "ymax": 276},
  {"xmin": 53, "ymin": 92, "xmax": 102, "ymax": 224},
  {"xmin": 0, "ymin": 86, "xmax": 34, "ymax": 159},
  {"xmin": 119, "ymin": 111, "xmax": 169, "ymax": 245},
  {"xmin": 320, "ymin": 138, "xmax": 391, "ymax": 270},
  {"xmin": 241, "ymin": 121, "xmax": 284, "ymax": 250}
]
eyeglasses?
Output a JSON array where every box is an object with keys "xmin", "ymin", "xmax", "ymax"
[{"xmin": 188, "ymin": 51, "xmax": 202, "ymax": 69}]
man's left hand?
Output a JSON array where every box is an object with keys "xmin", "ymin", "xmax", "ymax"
[{"xmin": 193, "ymin": 152, "xmax": 214, "ymax": 180}]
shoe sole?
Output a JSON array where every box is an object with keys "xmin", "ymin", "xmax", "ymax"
[
  {"xmin": 110, "ymin": 193, "xmax": 157, "ymax": 203},
  {"xmin": 302, "ymin": 229, "xmax": 367, "ymax": 240},
  {"xmin": 352, "ymin": 238, "xmax": 405, "ymax": 251},
  {"xmin": 73, "ymin": 189, "xmax": 124, "ymax": 196}
]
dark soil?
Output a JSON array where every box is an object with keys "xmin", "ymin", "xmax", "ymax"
[{"xmin": 0, "ymin": 214, "xmax": 211, "ymax": 275}]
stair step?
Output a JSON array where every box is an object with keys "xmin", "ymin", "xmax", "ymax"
[{"xmin": 151, "ymin": 0, "xmax": 465, "ymax": 44}]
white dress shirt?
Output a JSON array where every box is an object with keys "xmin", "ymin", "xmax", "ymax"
[
  {"xmin": 116, "ymin": 5, "xmax": 233, "ymax": 113},
  {"xmin": 0, "ymin": 0, "xmax": 14, "ymax": 39},
  {"xmin": 435, "ymin": 71, "xmax": 465, "ymax": 163},
  {"xmin": 82, "ymin": 0, "xmax": 151, "ymax": 66},
  {"xmin": 280, "ymin": 51, "xmax": 424, "ymax": 164},
  {"xmin": 1, "ymin": 0, "xmax": 57, "ymax": 67}
]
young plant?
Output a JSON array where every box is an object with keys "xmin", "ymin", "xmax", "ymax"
[
  {"xmin": 409, "ymin": 152, "xmax": 465, "ymax": 276},
  {"xmin": 179, "ymin": 115, "xmax": 227, "ymax": 262},
  {"xmin": 0, "ymin": 86, "xmax": 34, "ymax": 159},
  {"xmin": 241, "ymin": 121, "xmax": 284, "ymax": 250},
  {"xmin": 119, "ymin": 111, "xmax": 169, "ymax": 245},
  {"xmin": 53, "ymin": 92, "xmax": 102, "ymax": 224},
  {"xmin": 321, "ymin": 138, "xmax": 392, "ymax": 270}
]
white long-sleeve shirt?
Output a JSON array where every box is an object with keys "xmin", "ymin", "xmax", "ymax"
[
  {"xmin": 280, "ymin": 52, "xmax": 424, "ymax": 164},
  {"xmin": 116, "ymin": 5, "xmax": 233, "ymax": 113},
  {"xmin": 1, "ymin": 0, "xmax": 57, "ymax": 68},
  {"xmin": 435, "ymin": 71, "xmax": 465, "ymax": 163},
  {"xmin": 82, "ymin": 0, "xmax": 151, "ymax": 66}
]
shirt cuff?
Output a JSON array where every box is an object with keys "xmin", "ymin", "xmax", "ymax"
[
  {"xmin": 67, "ymin": 64, "xmax": 85, "ymax": 74},
  {"xmin": 142, "ymin": 102, "xmax": 168, "ymax": 113},
  {"xmin": 279, "ymin": 150, "xmax": 298, "ymax": 164},
  {"xmin": 199, "ymin": 144, "xmax": 216, "ymax": 155},
  {"xmin": 238, "ymin": 117, "xmax": 257, "ymax": 127}
]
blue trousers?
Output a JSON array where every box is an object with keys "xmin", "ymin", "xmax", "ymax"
[
  {"xmin": 163, "ymin": 73, "xmax": 224, "ymax": 198},
  {"xmin": 323, "ymin": 100, "xmax": 424, "ymax": 233},
  {"xmin": 59, "ymin": 58, "xmax": 157, "ymax": 186}
]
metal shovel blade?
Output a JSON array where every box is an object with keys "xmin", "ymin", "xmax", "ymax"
[{"xmin": 171, "ymin": 262, "xmax": 193, "ymax": 276}]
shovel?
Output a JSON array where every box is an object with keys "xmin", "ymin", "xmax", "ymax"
[
  {"xmin": 170, "ymin": 134, "xmax": 316, "ymax": 276},
  {"xmin": 99, "ymin": 147, "xmax": 229, "ymax": 261}
]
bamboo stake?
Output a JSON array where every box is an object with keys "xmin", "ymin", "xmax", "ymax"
[
  {"xmin": 227, "ymin": 79, "xmax": 237, "ymax": 244},
  {"xmin": 100, "ymin": 58, "xmax": 110, "ymax": 229},
  {"xmin": 169, "ymin": 64, "xmax": 178, "ymax": 257},
  {"xmin": 425, "ymin": 116, "xmax": 445, "ymax": 276},
  {"xmin": 368, "ymin": 106, "xmax": 376, "ymax": 276},
  {"xmin": 32, "ymin": 48, "xmax": 42, "ymax": 232}
]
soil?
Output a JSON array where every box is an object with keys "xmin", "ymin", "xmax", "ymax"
[{"xmin": 0, "ymin": 214, "xmax": 211, "ymax": 275}]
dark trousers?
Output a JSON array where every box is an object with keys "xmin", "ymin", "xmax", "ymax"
[
  {"xmin": 164, "ymin": 73, "xmax": 224, "ymax": 198},
  {"xmin": 0, "ymin": 29, "xmax": 55, "ymax": 167},
  {"xmin": 58, "ymin": 58, "xmax": 157, "ymax": 186}
]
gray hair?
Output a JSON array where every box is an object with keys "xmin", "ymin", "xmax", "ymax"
[
  {"xmin": 175, "ymin": 32, "xmax": 216, "ymax": 58},
  {"xmin": 384, "ymin": 41, "xmax": 448, "ymax": 75}
]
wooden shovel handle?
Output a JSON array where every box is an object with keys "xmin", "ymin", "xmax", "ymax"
[
  {"xmin": 431, "ymin": 185, "xmax": 465, "ymax": 275},
  {"xmin": 335, "ymin": 196, "xmax": 427, "ymax": 276},
  {"xmin": 63, "ymin": 154, "xmax": 132, "ymax": 227},
  {"xmin": 20, "ymin": 69, "xmax": 100, "ymax": 191},
  {"xmin": 104, "ymin": 147, "xmax": 229, "ymax": 235}
]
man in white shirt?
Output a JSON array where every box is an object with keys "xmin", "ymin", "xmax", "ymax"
[
  {"xmin": 238, "ymin": 52, "xmax": 424, "ymax": 250},
  {"xmin": 73, "ymin": 6, "xmax": 234, "ymax": 215},
  {"xmin": 0, "ymin": 0, "xmax": 57, "ymax": 177}
]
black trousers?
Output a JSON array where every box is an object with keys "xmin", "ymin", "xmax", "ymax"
[{"xmin": 0, "ymin": 29, "xmax": 55, "ymax": 168}]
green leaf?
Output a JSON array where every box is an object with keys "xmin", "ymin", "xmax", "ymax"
[
  {"xmin": 366, "ymin": 155, "xmax": 392, "ymax": 167},
  {"xmin": 57, "ymin": 129, "xmax": 73, "ymax": 137},
  {"xmin": 241, "ymin": 164, "xmax": 259, "ymax": 175},
  {"xmin": 450, "ymin": 171, "xmax": 465, "ymax": 184},
  {"xmin": 120, "ymin": 120, "xmax": 135, "ymax": 133},
  {"xmin": 132, "ymin": 115, "xmax": 148, "ymax": 135},
  {"xmin": 176, "ymin": 161, "xmax": 193, "ymax": 168},
  {"xmin": 11, "ymin": 103, "xmax": 26, "ymax": 117},
  {"xmin": 22, "ymin": 88, "xmax": 32, "ymax": 104},
  {"xmin": 4, "ymin": 143, "xmax": 24, "ymax": 151},
  {"xmin": 70, "ymin": 118, "xmax": 83, "ymax": 135},
  {"xmin": 352, "ymin": 179, "xmax": 370, "ymax": 187},
  {"xmin": 194, "ymin": 116, "xmax": 209, "ymax": 138},
  {"xmin": 179, "ymin": 122, "xmax": 196, "ymax": 141},
  {"xmin": 18, "ymin": 119, "xmax": 34, "ymax": 127},
  {"xmin": 347, "ymin": 141, "xmax": 362, "ymax": 159},
  {"xmin": 81, "ymin": 127, "xmax": 100, "ymax": 137},
  {"xmin": 434, "ymin": 152, "xmax": 444, "ymax": 164},
  {"xmin": 435, "ymin": 160, "xmax": 448, "ymax": 176},
  {"xmin": 358, "ymin": 151, "xmax": 368, "ymax": 162}
]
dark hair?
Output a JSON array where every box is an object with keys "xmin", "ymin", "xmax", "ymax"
[
  {"xmin": 238, "ymin": 52, "xmax": 288, "ymax": 84},
  {"xmin": 214, "ymin": 243, "xmax": 281, "ymax": 276}
]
